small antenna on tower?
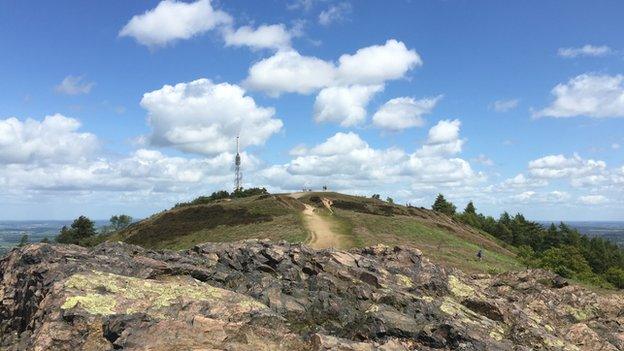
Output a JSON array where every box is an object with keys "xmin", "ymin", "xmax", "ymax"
[{"xmin": 234, "ymin": 136, "xmax": 242, "ymax": 192}]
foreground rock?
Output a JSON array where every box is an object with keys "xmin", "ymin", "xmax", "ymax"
[{"xmin": 1, "ymin": 241, "xmax": 623, "ymax": 350}]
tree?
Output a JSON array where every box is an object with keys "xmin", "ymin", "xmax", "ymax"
[
  {"xmin": 459, "ymin": 201, "xmax": 481, "ymax": 228},
  {"xmin": 71, "ymin": 216, "xmax": 96, "ymax": 240},
  {"xmin": 17, "ymin": 234, "xmax": 29, "ymax": 247},
  {"xmin": 538, "ymin": 246, "xmax": 593, "ymax": 279},
  {"xmin": 605, "ymin": 267, "xmax": 624, "ymax": 289},
  {"xmin": 386, "ymin": 197, "xmax": 394, "ymax": 204},
  {"xmin": 432, "ymin": 194, "xmax": 456, "ymax": 216},
  {"xmin": 56, "ymin": 216, "xmax": 96, "ymax": 245},
  {"xmin": 40, "ymin": 237, "xmax": 50, "ymax": 244},
  {"xmin": 371, "ymin": 194, "xmax": 381, "ymax": 200},
  {"xmin": 110, "ymin": 214, "xmax": 133, "ymax": 231},
  {"xmin": 464, "ymin": 201, "xmax": 477, "ymax": 215}
]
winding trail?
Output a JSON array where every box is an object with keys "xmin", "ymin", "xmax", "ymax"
[{"xmin": 289, "ymin": 193, "xmax": 342, "ymax": 249}]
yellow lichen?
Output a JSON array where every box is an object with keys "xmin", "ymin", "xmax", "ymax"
[
  {"xmin": 61, "ymin": 293, "xmax": 117, "ymax": 315},
  {"xmin": 61, "ymin": 270, "xmax": 267, "ymax": 319},
  {"xmin": 395, "ymin": 274, "xmax": 413, "ymax": 287},
  {"xmin": 448, "ymin": 275, "xmax": 474, "ymax": 298}
]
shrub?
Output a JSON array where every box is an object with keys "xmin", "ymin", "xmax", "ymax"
[{"xmin": 604, "ymin": 267, "xmax": 624, "ymax": 289}]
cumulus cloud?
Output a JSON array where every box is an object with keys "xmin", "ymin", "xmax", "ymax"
[
  {"xmin": 313, "ymin": 85, "xmax": 383, "ymax": 127},
  {"xmin": 335, "ymin": 39, "xmax": 422, "ymax": 85},
  {"xmin": 318, "ymin": 2, "xmax": 352, "ymax": 26},
  {"xmin": 141, "ymin": 78, "xmax": 283, "ymax": 156},
  {"xmin": 54, "ymin": 75, "xmax": 95, "ymax": 95},
  {"xmin": 528, "ymin": 154, "xmax": 606, "ymax": 180},
  {"xmin": 510, "ymin": 190, "xmax": 570, "ymax": 204},
  {"xmin": 245, "ymin": 39, "xmax": 421, "ymax": 96},
  {"xmin": 578, "ymin": 195, "xmax": 608, "ymax": 205},
  {"xmin": 557, "ymin": 45, "xmax": 612, "ymax": 58},
  {"xmin": 534, "ymin": 74, "xmax": 624, "ymax": 118},
  {"xmin": 0, "ymin": 148, "xmax": 261, "ymax": 195},
  {"xmin": 119, "ymin": 0, "xmax": 232, "ymax": 47},
  {"xmin": 244, "ymin": 50, "xmax": 337, "ymax": 96},
  {"xmin": 372, "ymin": 96, "xmax": 441, "ymax": 131},
  {"xmin": 0, "ymin": 114, "xmax": 98, "ymax": 165},
  {"xmin": 490, "ymin": 99, "xmax": 519, "ymax": 112},
  {"xmin": 257, "ymin": 120, "xmax": 482, "ymax": 194},
  {"xmin": 417, "ymin": 119, "xmax": 465, "ymax": 156},
  {"xmin": 500, "ymin": 174, "xmax": 548, "ymax": 189},
  {"xmin": 222, "ymin": 24, "xmax": 294, "ymax": 51}
]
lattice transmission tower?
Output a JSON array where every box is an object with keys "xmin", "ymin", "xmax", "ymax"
[{"xmin": 234, "ymin": 136, "xmax": 242, "ymax": 192}]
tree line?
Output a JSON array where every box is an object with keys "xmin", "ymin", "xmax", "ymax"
[
  {"xmin": 432, "ymin": 194, "xmax": 624, "ymax": 288},
  {"xmin": 54, "ymin": 214, "xmax": 133, "ymax": 247},
  {"xmin": 174, "ymin": 187, "xmax": 269, "ymax": 208}
]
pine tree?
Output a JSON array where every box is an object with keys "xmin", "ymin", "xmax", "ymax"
[{"xmin": 432, "ymin": 194, "xmax": 456, "ymax": 216}]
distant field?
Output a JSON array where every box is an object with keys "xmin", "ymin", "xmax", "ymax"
[
  {"xmin": 540, "ymin": 221, "xmax": 624, "ymax": 246},
  {"xmin": 0, "ymin": 220, "xmax": 108, "ymax": 253}
]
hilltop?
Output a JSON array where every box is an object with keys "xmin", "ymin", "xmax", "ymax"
[{"xmin": 111, "ymin": 192, "xmax": 521, "ymax": 274}]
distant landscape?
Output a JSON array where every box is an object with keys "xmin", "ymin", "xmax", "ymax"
[
  {"xmin": 2, "ymin": 218, "xmax": 624, "ymax": 255},
  {"xmin": 564, "ymin": 222, "xmax": 624, "ymax": 246},
  {"xmin": 0, "ymin": 220, "xmax": 108, "ymax": 254}
]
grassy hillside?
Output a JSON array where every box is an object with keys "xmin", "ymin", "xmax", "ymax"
[
  {"xmin": 112, "ymin": 192, "xmax": 522, "ymax": 273},
  {"xmin": 110, "ymin": 195, "xmax": 308, "ymax": 250},
  {"xmin": 297, "ymin": 192, "xmax": 521, "ymax": 273}
]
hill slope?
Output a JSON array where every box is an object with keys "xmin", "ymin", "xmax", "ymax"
[{"xmin": 112, "ymin": 192, "xmax": 521, "ymax": 274}]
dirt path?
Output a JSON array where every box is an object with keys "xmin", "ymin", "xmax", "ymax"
[
  {"xmin": 289, "ymin": 193, "xmax": 342, "ymax": 249},
  {"xmin": 301, "ymin": 204, "xmax": 342, "ymax": 249}
]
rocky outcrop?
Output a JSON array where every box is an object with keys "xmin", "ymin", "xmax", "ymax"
[{"xmin": 1, "ymin": 241, "xmax": 623, "ymax": 350}]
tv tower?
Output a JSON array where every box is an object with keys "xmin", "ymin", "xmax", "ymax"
[{"xmin": 234, "ymin": 136, "xmax": 242, "ymax": 192}]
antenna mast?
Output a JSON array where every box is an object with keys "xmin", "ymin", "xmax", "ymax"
[{"xmin": 234, "ymin": 136, "xmax": 242, "ymax": 192}]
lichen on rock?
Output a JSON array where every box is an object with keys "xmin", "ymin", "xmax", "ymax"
[{"xmin": 1, "ymin": 241, "xmax": 623, "ymax": 350}]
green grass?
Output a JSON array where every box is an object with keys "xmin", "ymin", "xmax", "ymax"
[
  {"xmin": 112, "ymin": 195, "xmax": 307, "ymax": 250},
  {"xmin": 151, "ymin": 213, "xmax": 308, "ymax": 250},
  {"xmin": 113, "ymin": 192, "xmax": 522, "ymax": 274},
  {"xmin": 337, "ymin": 209, "xmax": 522, "ymax": 273}
]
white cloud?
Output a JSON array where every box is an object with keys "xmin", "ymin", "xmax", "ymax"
[
  {"xmin": 528, "ymin": 154, "xmax": 606, "ymax": 180},
  {"xmin": 223, "ymin": 24, "xmax": 294, "ymax": 51},
  {"xmin": 557, "ymin": 45, "xmax": 612, "ymax": 58},
  {"xmin": 578, "ymin": 195, "xmax": 608, "ymax": 205},
  {"xmin": 535, "ymin": 74, "xmax": 624, "ymax": 118},
  {"xmin": 141, "ymin": 78, "xmax": 283, "ymax": 156},
  {"xmin": 318, "ymin": 2, "xmax": 352, "ymax": 26},
  {"xmin": 372, "ymin": 96, "xmax": 441, "ymax": 131},
  {"xmin": 0, "ymin": 149, "xmax": 259, "ymax": 195},
  {"xmin": 0, "ymin": 114, "xmax": 98, "ymax": 165},
  {"xmin": 473, "ymin": 154, "xmax": 494, "ymax": 166},
  {"xmin": 54, "ymin": 75, "xmax": 95, "ymax": 95},
  {"xmin": 244, "ymin": 50, "xmax": 336, "ymax": 96},
  {"xmin": 313, "ymin": 85, "xmax": 383, "ymax": 127},
  {"xmin": 510, "ymin": 190, "xmax": 570, "ymax": 204},
  {"xmin": 119, "ymin": 0, "xmax": 232, "ymax": 47},
  {"xmin": 612, "ymin": 143, "xmax": 621, "ymax": 150},
  {"xmin": 257, "ymin": 121, "xmax": 482, "ymax": 193},
  {"xmin": 512, "ymin": 191, "xmax": 536, "ymax": 202},
  {"xmin": 491, "ymin": 99, "xmax": 519, "ymax": 112},
  {"xmin": 501, "ymin": 174, "xmax": 548, "ymax": 189},
  {"xmin": 336, "ymin": 39, "xmax": 422, "ymax": 85},
  {"xmin": 245, "ymin": 39, "xmax": 421, "ymax": 96},
  {"xmin": 287, "ymin": 0, "xmax": 315, "ymax": 11},
  {"xmin": 417, "ymin": 119, "xmax": 465, "ymax": 156}
]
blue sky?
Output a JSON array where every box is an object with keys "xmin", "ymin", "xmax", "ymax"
[{"xmin": 0, "ymin": 0, "xmax": 623, "ymax": 220}]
